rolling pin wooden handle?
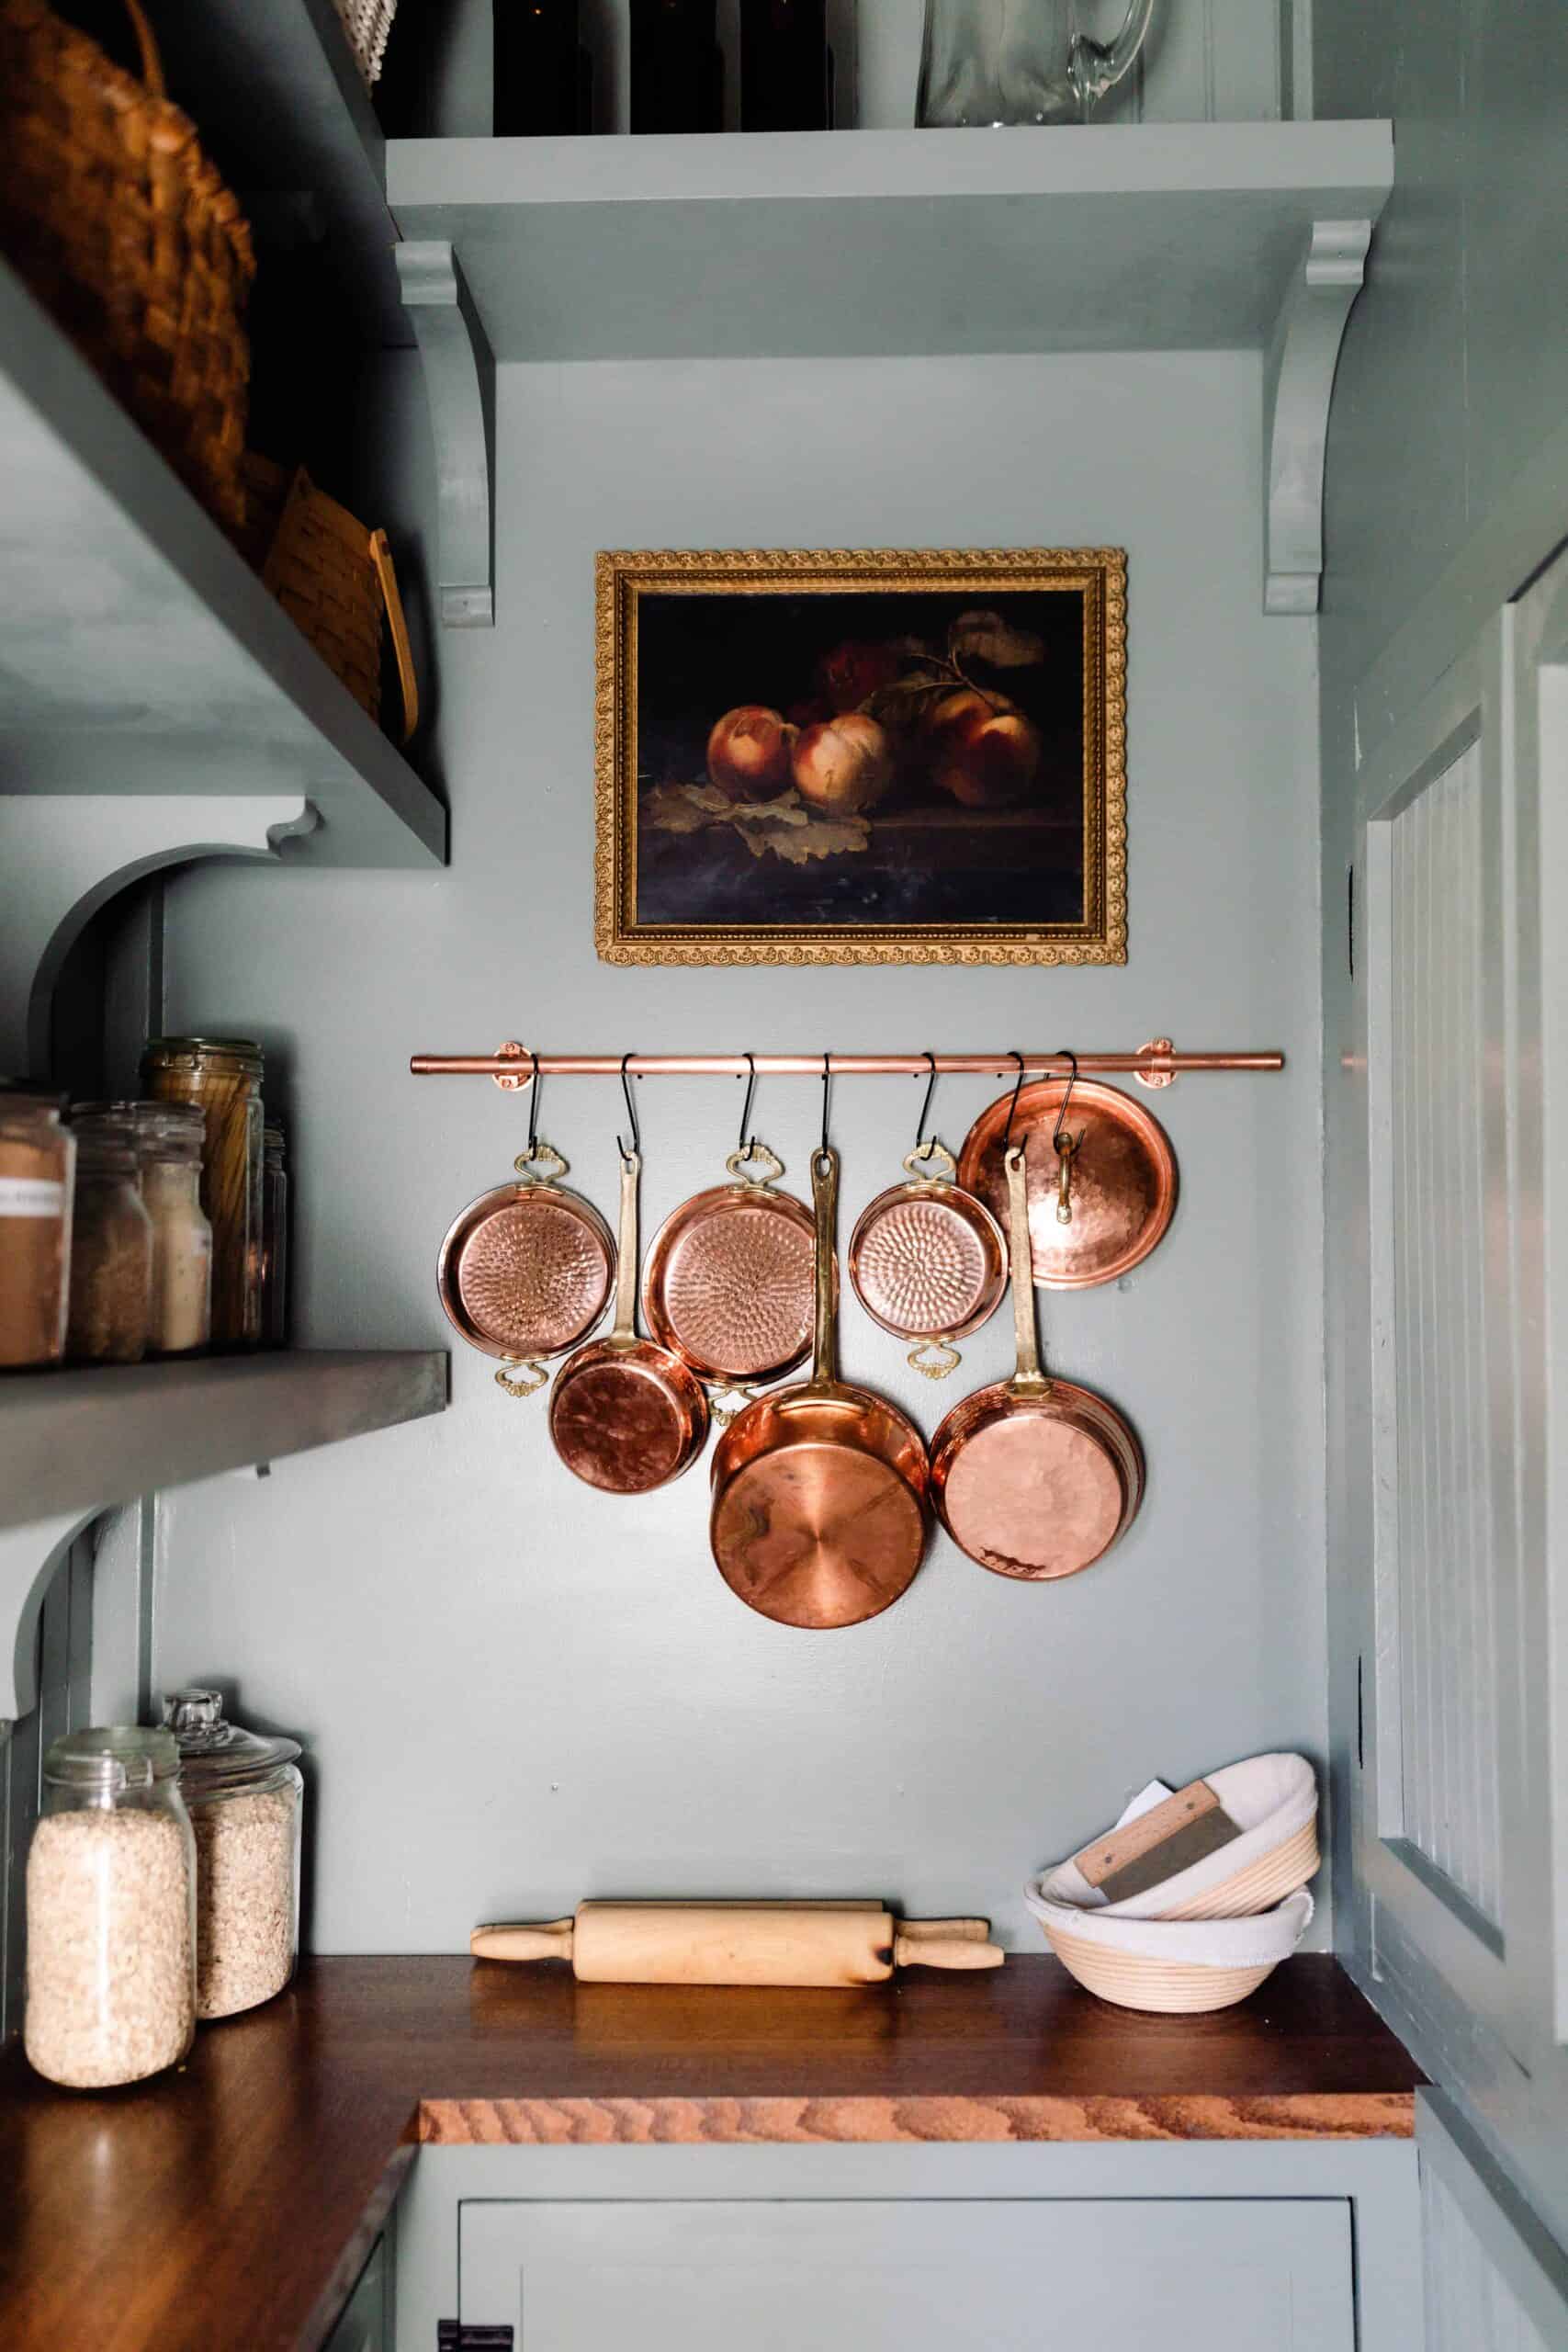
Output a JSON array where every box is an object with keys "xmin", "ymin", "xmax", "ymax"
[
  {"xmin": 898, "ymin": 1917, "xmax": 993, "ymax": 1943},
  {"xmin": 471, "ymin": 1919, "xmax": 575, "ymax": 1962},
  {"xmin": 893, "ymin": 1931, "xmax": 1005, "ymax": 1971}
]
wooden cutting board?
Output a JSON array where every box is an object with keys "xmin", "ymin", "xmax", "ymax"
[{"xmin": 470, "ymin": 1900, "xmax": 1003, "ymax": 1987}]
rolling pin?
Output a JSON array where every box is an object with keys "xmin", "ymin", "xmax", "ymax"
[{"xmin": 470, "ymin": 1900, "xmax": 1004, "ymax": 1986}]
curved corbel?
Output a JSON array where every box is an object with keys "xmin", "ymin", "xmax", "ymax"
[
  {"xmin": 1, "ymin": 1511, "xmax": 101, "ymax": 1724},
  {"xmin": 394, "ymin": 241, "xmax": 495, "ymax": 628},
  {"xmin": 1264, "ymin": 219, "xmax": 1373, "ymax": 616},
  {"xmin": 0, "ymin": 795, "xmax": 314, "ymax": 1074}
]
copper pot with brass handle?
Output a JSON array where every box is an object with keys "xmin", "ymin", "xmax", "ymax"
[
  {"xmin": 708, "ymin": 1146, "xmax": 930, "ymax": 1629},
  {"xmin": 548, "ymin": 1143, "xmax": 709, "ymax": 1492},
  {"xmin": 931, "ymin": 1142, "xmax": 1144, "ymax": 1580}
]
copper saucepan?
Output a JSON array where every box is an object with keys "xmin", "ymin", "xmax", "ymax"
[
  {"xmin": 709, "ymin": 1147, "xmax": 930, "ymax": 1630},
  {"xmin": 641, "ymin": 1114, "xmax": 816, "ymax": 1398},
  {"xmin": 437, "ymin": 1138, "xmax": 615, "ymax": 1398},
  {"xmin": 849, "ymin": 1136, "xmax": 1007, "ymax": 1380},
  {"xmin": 549, "ymin": 1143, "xmax": 708, "ymax": 1491},
  {"xmin": 931, "ymin": 1143, "xmax": 1144, "ymax": 1581}
]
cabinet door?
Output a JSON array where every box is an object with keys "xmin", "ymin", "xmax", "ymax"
[{"xmin": 458, "ymin": 2198, "xmax": 1353, "ymax": 2350}]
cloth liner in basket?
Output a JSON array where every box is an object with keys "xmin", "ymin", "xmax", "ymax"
[
  {"xmin": 1043, "ymin": 1751, "xmax": 1318, "ymax": 1922},
  {"xmin": 1023, "ymin": 1886, "xmax": 1314, "ymax": 2014}
]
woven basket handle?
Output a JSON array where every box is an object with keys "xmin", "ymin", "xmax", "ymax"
[
  {"xmin": 121, "ymin": 0, "xmax": 166, "ymax": 97},
  {"xmin": 369, "ymin": 529, "xmax": 419, "ymax": 744}
]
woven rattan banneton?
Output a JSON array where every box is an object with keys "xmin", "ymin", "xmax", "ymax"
[
  {"xmin": 243, "ymin": 455, "xmax": 419, "ymax": 740},
  {"xmin": 0, "ymin": 0, "xmax": 254, "ymax": 536}
]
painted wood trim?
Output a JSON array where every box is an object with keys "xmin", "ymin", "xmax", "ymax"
[
  {"xmin": 0, "ymin": 1515, "xmax": 100, "ymax": 1726},
  {"xmin": 394, "ymin": 241, "xmax": 495, "ymax": 628},
  {"xmin": 1419, "ymin": 2092, "xmax": 1568, "ymax": 2346},
  {"xmin": 1263, "ymin": 219, "xmax": 1373, "ymax": 614},
  {"xmin": 419, "ymin": 2089, "xmax": 1416, "ymax": 2145}
]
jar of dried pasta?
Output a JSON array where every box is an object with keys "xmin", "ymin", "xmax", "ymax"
[
  {"xmin": 141, "ymin": 1039, "xmax": 264, "ymax": 1348},
  {"xmin": 26, "ymin": 1727, "xmax": 197, "ymax": 2089},
  {"xmin": 162, "ymin": 1688, "xmax": 303, "ymax": 2020},
  {"xmin": 66, "ymin": 1120, "xmax": 152, "ymax": 1363},
  {"xmin": 0, "ymin": 1082, "xmax": 74, "ymax": 1368}
]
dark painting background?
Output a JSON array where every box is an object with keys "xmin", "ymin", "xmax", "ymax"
[{"xmin": 632, "ymin": 588, "xmax": 1089, "ymax": 929}]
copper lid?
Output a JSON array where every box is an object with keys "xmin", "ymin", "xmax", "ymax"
[{"xmin": 958, "ymin": 1078, "xmax": 1177, "ymax": 1289}]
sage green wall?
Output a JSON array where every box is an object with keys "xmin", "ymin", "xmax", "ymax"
[
  {"xmin": 152, "ymin": 347, "xmax": 1325, "ymax": 1953},
  {"xmin": 1314, "ymin": 0, "xmax": 1568, "ymax": 2254}
]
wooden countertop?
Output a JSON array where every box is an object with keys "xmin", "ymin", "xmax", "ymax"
[{"xmin": 0, "ymin": 1954, "xmax": 1421, "ymax": 2352}]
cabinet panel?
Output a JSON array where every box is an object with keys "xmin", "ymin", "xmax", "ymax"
[
  {"xmin": 460, "ymin": 2199, "xmax": 1353, "ymax": 2350},
  {"xmin": 323, "ymin": 2236, "xmax": 389, "ymax": 2352}
]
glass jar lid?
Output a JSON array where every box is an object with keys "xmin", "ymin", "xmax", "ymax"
[
  {"xmin": 45, "ymin": 1725, "xmax": 181, "ymax": 1792},
  {"xmin": 75, "ymin": 1102, "xmax": 206, "ymax": 1161},
  {"xmin": 160, "ymin": 1688, "xmax": 301, "ymax": 1788},
  {"xmin": 143, "ymin": 1037, "xmax": 264, "ymax": 1075}
]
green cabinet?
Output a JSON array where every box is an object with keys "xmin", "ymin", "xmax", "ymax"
[{"xmin": 323, "ymin": 2237, "xmax": 389, "ymax": 2352}]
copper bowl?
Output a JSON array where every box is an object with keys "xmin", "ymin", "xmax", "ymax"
[
  {"xmin": 958, "ymin": 1079, "xmax": 1177, "ymax": 1289},
  {"xmin": 437, "ymin": 1181, "xmax": 615, "ymax": 1362}
]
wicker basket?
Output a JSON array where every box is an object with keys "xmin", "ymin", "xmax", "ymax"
[
  {"xmin": 1027, "ymin": 1890, "xmax": 1316, "ymax": 2016},
  {"xmin": 243, "ymin": 456, "xmax": 418, "ymax": 741},
  {"xmin": 332, "ymin": 0, "xmax": 397, "ymax": 86},
  {"xmin": 0, "ymin": 0, "xmax": 254, "ymax": 537}
]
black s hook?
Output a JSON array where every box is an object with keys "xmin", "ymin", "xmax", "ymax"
[
  {"xmin": 1002, "ymin": 1050, "xmax": 1027, "ymax": 1150},
  {"xmin": 618, "ymin": 1050, "xmax": 640, "ymax": 1159},
  {"xmin": 912, "ymin": 1050, "xmax": 939, "ymax": 1160},
  {"xmin": 737, "ymin": 1051, "xmax": 757, "ymax": 1158}
]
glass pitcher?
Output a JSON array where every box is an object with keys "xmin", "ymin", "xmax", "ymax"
[{"xmin": 917, "ymin": 0, "xmax": 1156, "ymax": 126}]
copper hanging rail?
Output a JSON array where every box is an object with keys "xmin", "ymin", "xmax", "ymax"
[{"xmin": 410, "ymin": 1040, "xmax": 1283, "ymax": 1091}]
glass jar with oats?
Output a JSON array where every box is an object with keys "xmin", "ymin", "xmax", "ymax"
[
  {"xmin": 141, "ymin": 1038, "xmax": 264, "ymax": 1348},
  {"xmin": 162, "ymin": 1689, "xmax": 303, "ymax": 2019},
  {"xmin": 26, "ymin": 1727, "xmax": 197, "ymax": 2088}
]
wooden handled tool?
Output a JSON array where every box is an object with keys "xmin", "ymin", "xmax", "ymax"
[{"xmin": 470, "ymin": 1901, "xmax": 1004, "ymax": 1986}]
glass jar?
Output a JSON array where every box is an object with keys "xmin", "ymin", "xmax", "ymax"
[
  {"xmin": 162, "ymin": 1688, "xmax": 303, "ymax": 2020},
  {"xmin": 25, "ymin": 1727, "xmax": 197, "ymax": 2088},
  {"xmin": 0, "ymin": 1082, "xmax": 74, "ymax": 1368},
  {"xmin": 66, "ymin": 1124, "xmax": 152, "ymax": 1363},
  {"xmin": 74, "ymin": 1102, "xmax": 213, "ymax": 1356},
  {"xmin": 260, "ymin": 1123, "xmax": 288, "ymax": 1348},
  {"xmin": 142, "ymin": 1038, "xmax": 264, "ymax": 1349}
]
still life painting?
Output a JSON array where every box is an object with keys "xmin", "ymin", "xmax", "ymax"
[{"xmin": 594, "ymin": 547, "xmax": 1126, "ymax": 966}]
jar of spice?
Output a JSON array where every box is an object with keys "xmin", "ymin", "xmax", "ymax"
[
  {"xmin": 260, "ymin": 1123, "xmax": 288, "ymax": 1347},
  {"xmin": 162, "ymin": 1688, "xmax": 303, "ymax": 2020},
  {"xmin": 0, "ymin": 1082, "xmax": 74, "ymax": 1368},
  {"xmin": 66, "ymin": 1121, "xmax": 152, "ymax": 1363},
  {"xmin": 25, "ymin": 1726, "xmax": 197, "ymax": 2088},
  {"xmin": 73, "ymin": 1102, "xmax": 213, "ymax": 1356},
  {"xmin": 141, "ymin": 1038, "xmax": 264, "ymax": 1349}
]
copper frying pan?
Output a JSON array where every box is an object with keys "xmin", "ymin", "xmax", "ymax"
[
  {"xmin": 437, "ymin": 1139, "xmax": 615, "ymax": 1397},
  {"xmin": 849, "ymin": 1137, "xmax": 1007, "ymax": 1380},
  {"xmin": 931, "ymin": 1144, "xmax": 1144, "ymax": 1580},
  {"xmin": 958, "ymin": 1074, "xmax": 1177, "ymax": 1289},
  {"xmin": 709, "ymin": 1148, "xmax": 930, "ymax": 1630},
  {"xmin": 641, "ymin": 1139, "xmax": 816, "ymax": 1390},
  {"xmin": 549, "ymin": 1146, "xmax": 708, "ymax": 1490}
]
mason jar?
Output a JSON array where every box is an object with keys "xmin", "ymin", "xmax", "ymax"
[
  {"xmin": 0, "ymin": 1082, "xmax": 74, "ymax": 1368},
  {"xmin": 25, "ymin": 1727, "xmax": 197, "ymax": 2088},
  {"xmin": 141, "ymin": 1038, "xmax": 264, "ymax": 1348},
  {"xmin": 162, "ymin": 1688, "xmax": 304, "ymax": 2019},
  {"xmin": 74, "ymin": 1102, "xmax": 213, "ymax": 1356},
  {"xmin": 65, "ymin": 1123, "xmax": 152, "ymax": 1363}
]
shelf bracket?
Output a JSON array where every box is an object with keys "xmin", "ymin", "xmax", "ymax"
[
  {"xmin": 0, "ymin": 796, "xmax": 315, "ymax": 1075},
  {"xmin": 395, "ymin": 241, "xmax": 495, "ymax": 629},
  {"xmin": 1263, "ymin": 219, "xmax": 1373, "ymax": 616},
  {"xmin": 1, "ymin": 1511, "xmax": 100, "ymax": 1724}
]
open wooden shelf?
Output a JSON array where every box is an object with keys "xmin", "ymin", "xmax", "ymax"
[
  {"xmin": 387, "ymin": 119, "xmax": 1393, "ymax": 362},
  {"xmin": 0, "ymin": 1349, "xmax": 448, "ymax": 1533}
]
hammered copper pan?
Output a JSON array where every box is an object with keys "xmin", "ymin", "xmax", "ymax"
[
  {"xmin": 709, "ymin": 1148, "xmax": 930, "ymax": 1630},
  {"xmin": 437, "ymin": 1142, "xmax": 615, "ymax": 1396},
  {"xmin": 549, "ymin": 1148, "xmax": 708, "ymax": 1491},
  {"xmin": 931, "ymin": 1145, "xmax": 1144, "ymax": 1581},
  {"xmin": 958, "ymin": 1078, "xmax": 1177, "ymax": 1290},
  {"xmin": 641, "ymin": 1141, "xmax": 815, "ymax": 1386},
  {"xmin": 849, "ymin": 1139, "xmax": 1006, "ymax": 1379}
]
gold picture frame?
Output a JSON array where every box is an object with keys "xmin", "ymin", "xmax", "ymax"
[{"xmin": 594, "ymin": 547, "xmax": 1127, "ymax": 967}]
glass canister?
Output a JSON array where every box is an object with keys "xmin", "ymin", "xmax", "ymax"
[
  {"xmin": 0, "ymin": 1081, "xmax": 74, "ymax": 1368},
  {"xmin": 25, "ymin": 1727, "xmax": 197, "ymax": 2088},
  {"xmin": 260, "ymin": 1123, "xmax": 288, "ymax": 1347},
  {"xmin": 66, "ymin": 1121, "xmax": 152, "ymax": 1363},
  {"xmin": 141, "ymin": 1038, "xmax": 264, "ymax": 1348},
  {"xmin": 162, "ymin": 1688, "xmax": 303, "ymax": 2020},
  {"xmin": 74, "ymin": 1102, "xmax": 213, "ymax": 1356}
]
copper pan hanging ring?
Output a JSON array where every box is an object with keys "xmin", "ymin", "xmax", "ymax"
[{"xmin": 957, "ymin": 1077, "xmax": 1177, "ymax": 1290}]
